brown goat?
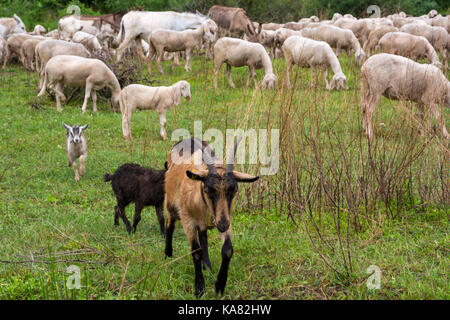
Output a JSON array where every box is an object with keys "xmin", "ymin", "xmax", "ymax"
[
  {"xmin": 164, "ymin": 138, "xmax": 259, "ymax": 297},
  {"xmin": 207, "ymin": 5, "xmax": 258, "ymax": 41}
]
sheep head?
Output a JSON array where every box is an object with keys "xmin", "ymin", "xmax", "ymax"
[
  {"xmin": 261, "ymin": 73, "xmax": 278, "ymax": 90},
  {"xmin": 328, "ymin": 73, "xmax": 348, "ymax": 91}
]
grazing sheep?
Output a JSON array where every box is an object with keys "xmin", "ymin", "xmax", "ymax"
[
  {"xmin": 146, "ymin": 20, "xmax": 215, "ymax": 74},
  {"xmin": 400, "ymin": 23, "xmax": 449, "ymax": 69},
  {"xmin": 119, "ymin": 80, "xmax": 191, "ymax": 140},
  {"xmin": 2, "ymin": 33, "xmax": 43, "ymax": 69},
  {"xmin": 20, "ymin": 38, "xmax": 45, "ymax": 70},
  {"xmin": 261, "ymin": 22, "xmax": 285, "ymax": 31},
  {"xmin": 0, "ymin": 36, "xmax": 5, "ymax": 63},
  {"xmin": 213, "ymin": 37, "xmax": 277, "ymax": 90},
  {"xmin": 361, "ymin": 53, "xmax": 449, "ymax": 140},
  {"xmin": 207, "ymin": 5, "xmax": 258, "ymax": 41},
  {"xmin": 29, "ymin": 25, "xmax": 46, "ymax": 35},
  {"xmin": 62, "ymin": 123, "xmax": 88, "ymax": 182},
  {"xmin": 44, "ymin": 29, "xmax": 60, "ymax": 39},
  {"xmin": 35, "ymin": 39, "xmax": 91, "ymax": 89},
  {"xmin": 333, "ymin": 18, "xmax": 371, "ymax": 45},
  {"xmin": 274, "ymin": 28, "xmax": 303, "ymax": 47},
  {"xmin": 164, "ymin": 137, "xmax": 259, "ymax": 296},
  {"xmin": 0, "ymin": 14, "xmax": 26, "ymax": 38},
  {"xmin": 300, "ymin": 25, "xmax": 366, "ymax": 65},
  {"xmin": 72, "ymin": 31, "xmax": 103, "ymax": 56},
  {"xmin": 38, "ymin": 55, "xmax": 121, "ymax": 113},
  {"xmin": 363, "ymin": 25, "xmax": 398, "ymax": 55},
  {"xmin": 104, "ymin": 163, "xmax": 166, "ymax": 235},
  {"xmin": 378, "ymin": 32, "xmax": 443, "ymax": 69},
  {"xmin": 257, "ymin": 29, "xmax": 277, "ymax": 58},
  {"xmin": 282, "ymin": 36, "xmax": 348, "ymax": 90}
]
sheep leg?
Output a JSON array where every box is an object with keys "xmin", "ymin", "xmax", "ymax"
[
  {"xmin": 251, "ymin": 66, "xmax": 259, "ymax": 89},
  {"xmin": 285, "ymin": 59, "xmax": 292, "ymax": 89},
  {"xmin": 2, "ymin": 46, "xmax": 10, "ymax": 69},
  {"xmin": 155, "ymin": 203, "xmax": 165, "ymax": 238},
  {"xmin": 245, "ymin": 66, "xmax": 251, "ymax": 87},
  {"xmin": 215, "ymin": 229, "xmax": 233, "ymax": 296},
  {"xmin": 213, "ymin": 61, "xmax": 222, "ymax": 89},
  {"xmin": 185, "ymin": 48, "xmax": 192, "ymax": 72},
  {"xmin": 79, "ymin": 154, "xmax": 86, "ymax": 177},
  {"xmin": 156, "ymin": 50, "xmax": 164, "ymax": 74},
  {"xmin": 91, "ymin": 91, "xmax": 97, "ymax": 113},
  {"xmin": 115, "ymin": 36, "xmax": 134, "ymax": 62},
  {"xmin": 429, "ymin": 103, "xmax": 449, "ymax": 139},
  {"xmin": 54, "ymin": 82, "xmax": 65, "ymax": 112},
  {"xmin": 310, "ymin": 68, "xmax": 316, "ymax": 89},
  {"xmin": 323, "ymin": 69, "xmax": 330, "ymax": 89},
  {"xmin": 131, "ymin": 202, "xmax": 143, "ymax": 233},
  {"xmin": 363, "ymin": 94, "xmax": 379, "ymax": 140},
  {"xmin": 158, "ymin": 111, "xmax": 167, "ymax": 140},
  {"xmin": 81, "ymin": 81, "xmax": 93, "ymax": 113},
  {"xmin": 146, "ymin": 45, "xmax": 155, "ymax": 74},
  {"xmin": 122, "ymin": 106, "xmax": 133, "ymax": 140},
  {"xmin": 198, "ymin": 229, "xmax": 212, "ymax": 271},
  {"xmin": 226, "ymin": 64, "xmax": 235, "ymax": 88},
  {"xmin": 417, "ymin": 103, "xmax": 425, "ymax": 136}
]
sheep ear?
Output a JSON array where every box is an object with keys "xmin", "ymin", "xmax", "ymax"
[
  {"xmin": 186, "ymin": 169, "xmax": 208, "ymax": 181},
  {"xmin": 172, "ymin": 84, "xmax": 181, "ymax": 106},
  {"xmin": 232, "ymin": 171, "xmax": 259, "ymax": 183}
]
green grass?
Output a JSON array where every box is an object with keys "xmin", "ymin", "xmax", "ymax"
[{"xmin": 0, "ymin": 53, "xmax": 448, "ymax": 300}]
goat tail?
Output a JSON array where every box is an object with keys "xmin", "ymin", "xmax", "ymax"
[{"xmin": 104, "ymin": 173, "xmax": 113, "ymax": 182}]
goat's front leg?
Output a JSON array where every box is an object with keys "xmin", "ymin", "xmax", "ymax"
[
  {"xmin": 155, "ymin": 203, "xmax": 165, "ymax": 238},
  {"xmin": 188, "ymin": 229, "xmax": 205, "ymax": 297},
  {"xmin": 199, "ymin": 229, "xmax": 212, "ymax": 271},
  {"xmin": 215, "ymin": 229, "xmax": 233, "ymax": 295},
  {"xmin": 132, "ymin": 202, "xmax": 143, "ymax": 233},
  {"xmin": 72, "ymin": 161, "xmax": 80, "ymax": 182},
  {"xmin": 158, "ymin": 111, "xmax": 167, "ymax": 140},
  {"xmin": 79, "ymin": 154, "xmax": 86, "ymax": 177}
]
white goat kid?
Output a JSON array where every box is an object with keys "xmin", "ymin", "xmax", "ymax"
[
  {"xmin": 119, "ymin": 80, "xmax": 191, "ymax": 140},
  {"xmin": 63, "ymin": 123, "xmax": 88, "ymax": 182}
]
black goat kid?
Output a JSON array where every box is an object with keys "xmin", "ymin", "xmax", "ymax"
[{"xmin": 104, "ymin": 163, "xmax": 166, "ymax": 235}]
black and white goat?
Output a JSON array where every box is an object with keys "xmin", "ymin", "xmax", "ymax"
[{"xmin": 63, "ymin": 123, "xmax": 88, "ymax": 182}]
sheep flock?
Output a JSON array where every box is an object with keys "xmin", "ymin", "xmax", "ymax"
[{"xmin": 0, "ymin": 5, "xmax": 449, "ymax": 298}]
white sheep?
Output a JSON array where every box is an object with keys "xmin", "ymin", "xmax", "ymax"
[
  {"xmin": 361, "ymin": 53, "xmax": 449, "ymax": 140},
  {"xmin": 363, "ymin": 25, "xmax": 398, "ymax": 55},
  {"xmin": 35, "ymin": 39, "xmax": 90, "ymax": 89},
  {"xmin": 62, "ymin": 123, "xmax": 88, "ymax": 182},
  {"xmin": 119, "ymin": 80, "xmax": 191, "ymax": 140},
  {"xmin": 37, "ymin": 55, "xmax": 121, "ymax": 113},
  {"xmin": 300, "ymin": 25, "xmax": 366, "ymax": 65},
  {"xmin": 29, "ymin": 25, "xmax": 46, "ymax": 35},
  {"xmin": 274, "ymin": 28, "xmax": 304, "ymax": 47},
  {"xmin": 213, "ymin": 37, "xmax": 277, "ymax": 90},
  {"xmin": 146, "ymin": 20, "xmax": 215, "ymax": 74},
  {"xmin": 282, "ymin": 35, "xmax": 348, "ymax": 90},
  {"xmin": 0, "ymin": 36, "xmax": 5, "ymax": 63},
  {"xmin": 20, "ymin": 38, "xmax": 45, "ymax": 70},
  {"xmin": 400, "ymin": 23, "xmax": 449, "ymax": 69},
  {"xmin": 72, "ymin": 31, "xmax": 103, "ymax": 56},
  {"xmin": 378, "ymin": 32, "xmax": 443, "ymax": 69}
]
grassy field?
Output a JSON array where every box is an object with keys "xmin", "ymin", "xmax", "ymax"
[{"xmin": 0, "ymin": 51, "xmax": 448, "ymax": 299}]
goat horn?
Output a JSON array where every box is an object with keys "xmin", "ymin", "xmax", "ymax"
[
  {"xmin": 192, "ymin": 138, "xmax": 217, "ymax": 174},
  {"xmin": 226, "ymin": 137, "xmax": 243, "ymax": 172}
]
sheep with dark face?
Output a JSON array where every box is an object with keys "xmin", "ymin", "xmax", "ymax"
[
  {"xmin": 104, "ymin": 163, "xmax": 166, "ymax": 235},
  {"xmin": 63, "ymin": 123, "xmax": 88, "ymax": 182}
]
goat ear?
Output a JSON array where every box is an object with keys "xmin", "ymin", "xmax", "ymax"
[
  {"xmin": 80, "ymin": 124, "xmax": 89, "ymax": 131},
  {"xmin": 232, "ymin": 171, "xmax": 259, "ymax": 183},
  {"xmin": 172, "ymin": 84, "xmax": 181, "ymax": 106},
  {"xmin": 186, "ymin": 169, "xmax": 208, "ymax": 181}
]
